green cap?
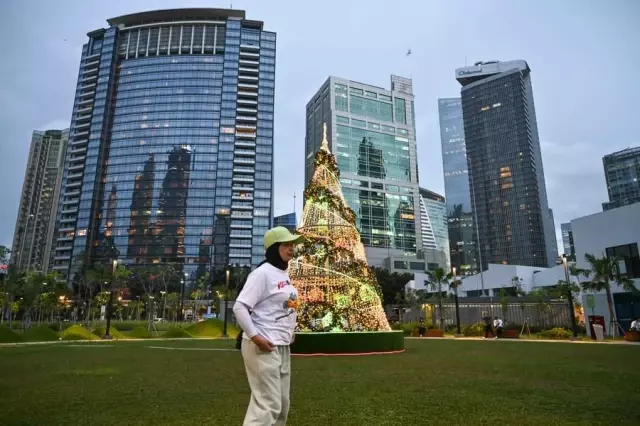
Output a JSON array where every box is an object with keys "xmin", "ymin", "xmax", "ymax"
[{"xmin": 264, "ymin": 226, "xmax": 304, "ymax": 250}]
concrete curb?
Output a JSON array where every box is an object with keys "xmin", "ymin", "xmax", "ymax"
[
  {"xmin": 0, "ymin": 336, "xmax": 233, "ymax": 348},
  {"xmin": 404, "ymin": 336, "xmax": 640, "ymax": 345}
]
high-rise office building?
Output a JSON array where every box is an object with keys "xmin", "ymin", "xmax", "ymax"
[
  {"xmin": 273, "ymin": 212, "xmax": 297, "ymax": 232},
  {"xmin": 51, "ymin": 9, "xmax": 276, "ymax": 286},
  {"xmin": 602, "ymin": 146, "xmax": 640, "ymax": 211},
  {"xmin": 561, "ymin": 222, "xmax": 575, "ymax": 260},
  {"xmin": 438, "ymin": 97, "xmax": 478, "ymax": 275},
  {"xmin": 456, "ymin": 60, "xmax": 555, "ymax": 268},
  {"xmin": 305, "ymin": 75, "xmax": 422, "ymax": 267},
  {"xmin": 419, "ymin": 188, "xmax": 450, "ymax": 269},
  {"xmin": 11, "ymin": 129, "xmax": 69, "ymax": 272}
]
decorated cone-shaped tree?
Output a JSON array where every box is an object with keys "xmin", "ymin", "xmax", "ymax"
[{"xmin": 289, "ymin": 124, "xmax": 391, "ymax": 332}]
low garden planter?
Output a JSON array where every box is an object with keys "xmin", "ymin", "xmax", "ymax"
[
  {"xmin": 624, "ymin": 331, "xmax": 640, "ymax": 342},
  {"xmin": 502, "ymin": 330, "xmax": 519, "ymax": 339},
  {"xmin": 425, "ymin": 329, "xmax": 444, "ymax": 338}
]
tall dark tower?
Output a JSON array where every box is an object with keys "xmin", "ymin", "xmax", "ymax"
[{"xmin": 456, "ymin": 60, "xmax": 556, "ymax": 269}]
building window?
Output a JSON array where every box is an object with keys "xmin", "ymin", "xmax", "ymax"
[
  {"xmin": 605, "ymin": 243, "xmax": 640, "ymax": 278},
  {"xmin": 349, "ymin": 87, "xmax": 363, "ymax": 96},
  {"xmin": 394, "ymin": 98, "xmax": 406, "ymax": 124}
]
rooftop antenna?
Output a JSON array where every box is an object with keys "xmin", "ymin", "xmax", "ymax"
[{"xmin": 293, "ymin": 191, "xmax": 297, "ymax": 217}]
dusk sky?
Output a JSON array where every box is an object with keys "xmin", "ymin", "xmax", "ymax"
[{"xmin": 1, "ymin": 0, "xmax": 639, "ymax": 253}]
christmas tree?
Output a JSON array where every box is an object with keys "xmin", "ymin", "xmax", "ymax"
[{"xmin": 289, "ymin": 124, "xmax": 391, "ymax": 332}]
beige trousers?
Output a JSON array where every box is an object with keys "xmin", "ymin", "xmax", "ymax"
[{"xmin": 241, "ymin": 339, "xmax": 291, "ymax": 426}]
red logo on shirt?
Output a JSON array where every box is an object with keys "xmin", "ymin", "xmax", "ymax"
[{"xmin": 277, "ymin": 280, "xmax": 291, "ymax": 290}]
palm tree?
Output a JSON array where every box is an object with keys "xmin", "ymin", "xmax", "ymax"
[
  {"xmin": 426, "ymin": 268, "xmax": 452, "ymax": 330},
  {"xmin": 448, "ymin": 275, "xmax": 463, "ymax": 335},
  {"xmin": 582, "ymin": 253, "xmax": 637, "ymax": 336}
]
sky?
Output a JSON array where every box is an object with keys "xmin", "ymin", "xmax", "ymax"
[{"xmin": 1, "ymin": 0, "xmax": 639, "ymax": 255}]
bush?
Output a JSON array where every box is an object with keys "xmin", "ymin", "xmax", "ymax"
[
  {"xmin": 46, "ymin": 323, "xmax": 74, "ymax": 332},
  {"xmin": 163, "ymin": 327, "xmax": 192, "ymax": 338},
  {"xmin": 60, "ymin": 325, "xmax": 100, "ymax": 341},
  {"xmin": 93, "ymin": 325, "xmax": 128, "ymax": 340},
  {"xmin": 538, "ymin": 328, "xmax": 573, "ymax": 340},
  {"xmin": 129, "ymin": 326, "xmax": 152, "ymax": 339},
  {"xmin": 23, "ymin": 326, "xmax": 60, "ymax": 342},
  {"xmin": 116, "ymin": 321, "xmax": 173, "ymax": 332},
  {"xmin": 291, "ymin": 331, "xmax": 405, "ymax": 354},
  {"xmin": 462, "ymin": 322, "xmax": 485, "ymax": 337},
  {"xmin": 390, "ymin": 322, "xmax": 424, "ymax": 336},
  {"xmin": 0, "ymin": 325, "xmax": 24, "ymax": 343},
  {"xmin": 186, "ymin": 319, "xmax": 238, "ymax": 338}
]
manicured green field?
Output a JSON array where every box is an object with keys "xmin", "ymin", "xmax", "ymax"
[{"xmin": 1, "ymin": 339, "xmax": 638, "ymax": 425}]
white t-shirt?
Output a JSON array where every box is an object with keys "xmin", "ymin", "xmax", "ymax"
[
  {"xmin": 236, "ymin": 263, "xmax": 298, "ymax": 346},
  {"xmin": 494, "ymin": 319, "xmax": 503, "ymax": 328}
]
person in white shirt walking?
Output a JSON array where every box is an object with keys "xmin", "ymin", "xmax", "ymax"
[
  {"xmin": 233, "ymin": 226, "xmax": 303, "ymax": 426},
  {"xmin": 631, "ymin": 317, "xmax": 640, "ymax": 332},
  {"xmin": 493, "ymin": 317, "xmax": 504, "ymax": 339}
]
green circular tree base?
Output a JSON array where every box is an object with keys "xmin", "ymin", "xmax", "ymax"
[{"xmin": 290, "ymin": 330, "xmax": 405, "ymax": 355}]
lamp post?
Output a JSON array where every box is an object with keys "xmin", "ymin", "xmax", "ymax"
[
  {"xmin": 562, "ymin": 254, "xmax": 578, "ymax": 339},
  {"xmin": 160, "ymin": 290, "xmax": 166, "ymax": 321},
  {"xmin": 58, "ymin": 295, "xmax": 65, "ymax": 331},
  {"xmin": 179, "ymin": 272, "xmax": 188, "ymax": 322},
  {"xmin": 222, "ymin": 269, "xmax": 230, "ymax": 337},
  {"xmin": 453, "ymin": 267, "xmax": 461, "ymax": 336},
  {"xmin": 104, "ymin": 259, "xmax": 117, "ymax": 339}
]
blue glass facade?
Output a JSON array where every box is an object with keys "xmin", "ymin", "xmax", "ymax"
[
  {"xmin": 273, "ymin": 212, "xmax": 297, "ymax": 232},
  {"xmin": 52, "ymin": 10, "xmax": 275, "ymax": 286}
]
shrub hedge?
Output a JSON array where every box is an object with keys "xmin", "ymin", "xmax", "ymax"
[
  {"xmin": 186, "ymin": 319, "xmax": 239, "ymax": 337},
  {"xmin": 0, "ymin": 325, "xmax": 24, "ymax": 343},
  {"xmin": 163, "ymin": 327, "xmax": 192, "ymax": 338},
  {"xmin": 537, "ymin": 327, "xmax": 573, "ymax": 340},
  {"xmin": 23, "ymin": 326, "xmax": 60, "ymax": 342},
  {"xmin": 60, "ymin": 325, "xmax": 100, "ymax": 341},
  {"xmin": 129, "ymin": 326, "xmax": 152, "ymax": 339},
  {"xmin": 290, "ymin": 331, "xmax": 404, "ymax": 354},
  {"xmin": 93, "ymin": 326, "xmax": 128, "ymax": 340}
]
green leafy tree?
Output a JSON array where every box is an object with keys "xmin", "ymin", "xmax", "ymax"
[
  {"xmin": 1, "ymin": 263, "xmax": 23, "ymax": 324},
  {"xmin": 581, "ymin": 253, "xmax": 638, "ymax": 336},
  {"xmin": 529, "ymin": 287, "xmax": 552, "ymax": 328},
  {"xmin": 373, "ymin": 267, "xmax": 414, "ymax": 306}
]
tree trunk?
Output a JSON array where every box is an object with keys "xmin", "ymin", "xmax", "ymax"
[
  {"xmin": 438, "ymin": 284, "xmax": 444, "ymax": 330},
  {"xmin": 605, "ymin": 283, "xmax": 615, "ymax": 337}
]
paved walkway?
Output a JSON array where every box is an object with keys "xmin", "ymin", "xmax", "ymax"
[{"xmin": 406, "ymin": 336, "xmax": 640, "ymax": 345}]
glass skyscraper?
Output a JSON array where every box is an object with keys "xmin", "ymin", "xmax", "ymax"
[
  {"xmin": 418, "ymin": 188, "xmax": 450, "ymax": 269},
  {"xmin": 273, "ymin": 212, "xmax": 297, "ymax": 232},
  {"xmin": 456, "ymin": 60, "xmax": 556, "ymax": 269},
  {"xmin": 51, "ymin": 9, "xmax": 276, "ymax": 286},
  {"xmin": 305, "ymin": 75, "xmax": 422, "ymax": 267},
  {"xmin": 438, "ymin": 98, "xmax": 478, "ymax": 275},
  {"xmin": 11, "ymin": 129, "xmax": 68, "ymax": 272},
  {"xmin": 561, "ymin": 222, "xmax": 575, "ymax": 260},
  {"xmin": 602, "ymin": 146, "xmax": 640, "ymax": 211}
]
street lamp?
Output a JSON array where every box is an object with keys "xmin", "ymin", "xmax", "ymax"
[
  {"xmin": 453, "ymin": 267, "xmax": 462, "ymax": 336},
  {"xmin": 104, "ymin": 259, "xmax": 117, "ymax": 339},
  {"xmin": 160, "ymin": 290, "xmax": 166, "ymax": 321},
  {"xmin": 179, "ymin": 277, "xmax": 186, "ymax": 322},
  {"xmin": 222, "ymin": 269, "xmax": 230, "ymax": 338},
  {"xmin": 562, "ymin": 254, "xmax": 578, "ymax": 339},
  {"xmin": 58, "ymin": 295, "xmax": 66, "ymax": 330}
]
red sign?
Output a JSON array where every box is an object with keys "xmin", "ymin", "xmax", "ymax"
[{"xmin": 588, "ymin": 315, "xmax": 606, "ymax": 340}]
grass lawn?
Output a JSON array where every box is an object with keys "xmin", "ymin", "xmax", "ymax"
[{"xmin": 1, "ymin": 339, "xmax": 639, "ymax": 425}]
